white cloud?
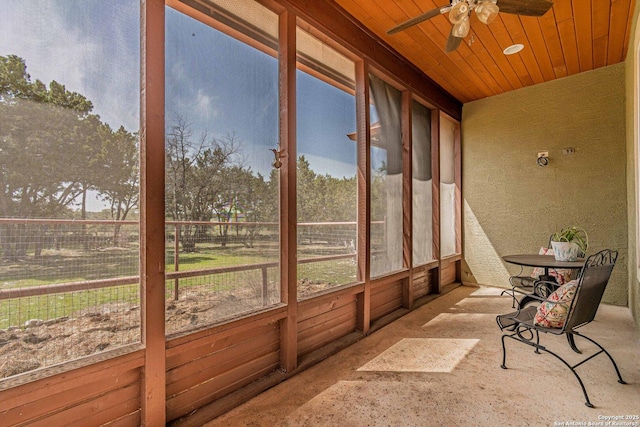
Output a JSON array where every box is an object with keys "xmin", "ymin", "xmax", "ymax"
[
  {"xmin": 0, "ymin": 1, "xmax": 140, "ymax": 132},
  {"xmin": 195, "ymin": 89, "xmax": 218, "ymax": 120}
]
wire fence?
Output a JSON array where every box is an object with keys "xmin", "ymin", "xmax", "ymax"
[
  {"xmin": 0, "ymin": 219, "xmax": 140, "ymax": 378},
  {"xmin": 0, "ymin": 218, "xmax": 365, "ymax": 378}
]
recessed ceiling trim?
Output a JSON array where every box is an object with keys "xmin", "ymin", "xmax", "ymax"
[{"xmin": 503, "ymin": 44, "xmax": 524, "ymax": 55}]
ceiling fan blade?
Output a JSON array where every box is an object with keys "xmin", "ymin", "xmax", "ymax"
[
  {"xmin": 387, "ymin": 7, "xmax": 449, "ymax": 35},
  {"xmin": 497, "ymin": 0, "xmax": 553, "ymax": 17},
  {"xmin": 445, "ymin": 29, "xmax": 463, "ymax": 53}
]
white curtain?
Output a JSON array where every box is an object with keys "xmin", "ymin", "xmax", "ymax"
[
  {"xmin": 412, "ymin": 100, "xmax": 433, "ymax": 264},
  {"xmin": 440, "ymin": 117, "xmax": 457, "ymax": 257},
  {"xmin": 369, "ymin": 74, "xmax": 403, "ymax": 276}
]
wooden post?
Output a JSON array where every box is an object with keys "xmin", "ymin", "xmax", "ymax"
[
  {"xmin": 174, "ymin": 224, "xmax": 180, "ymax": 300},
  {"xmin": 140, "ymin": 0, "xmax": 166, "ymax": 424},
  {"xmin": 431, "ymin": 109, "xmax": 441, "ymax": 293},
  {"xmin": 278, "ymin": 10, "xmax": 298, "ymax": 372},
  {"xmin": 401, "ymin": 91, "xmax": 413, "ymax": 309},
  {"xmin": 262, "ymin": 266, "xmax": 269, "ymax": 306},
  {"xmin": 355, "ymin": 59, "xmax": 371, "ymax": 333},
  {"xmin": 454, "ymin": 119, "xmax": 463, "ymax": 282}
]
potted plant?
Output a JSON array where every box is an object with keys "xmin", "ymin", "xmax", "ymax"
[{"xmin": 550, "ymin": 226, "xmax": 589, "ymax": 261}]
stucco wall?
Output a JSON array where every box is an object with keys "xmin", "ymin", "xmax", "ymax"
[
  {"xmin": 625, "ymin": 0, "xmax": 640, "ymax": 327},
  {"xmin": 461, "ymin": 64, "xmax": 628, "ymax": 306}
]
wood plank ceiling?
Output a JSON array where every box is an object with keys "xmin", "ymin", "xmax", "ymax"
[{"xmin": 333, "ymin": 0, "xmax": 635, "ymax": 103}]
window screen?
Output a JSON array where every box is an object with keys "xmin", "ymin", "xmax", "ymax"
[
  {"xmin": 165, "ymin": 1, "xmax": 280, "ymax": 334},
  {"xmin": 0, "ymin": 0, "xmax": 140, "ymax": 378},
  {"xmin": 296, "ymin": 26, "xmax": 357, "ymax": 299}
]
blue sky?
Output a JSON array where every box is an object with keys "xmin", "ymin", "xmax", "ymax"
[
  {"xmin": 0, "ymin": 0, "xmax": 140, "ymax": 132},
  {"xmin": 166, "ymin": 7, "xmax": 358, "ymax": 179},
  {"xmin": 297, "ymin": 71, "xmax": 357, "ymax": 179},
  {"xmin": 1, "ymin": 1, "xmax": 359, "ymax": 209}
]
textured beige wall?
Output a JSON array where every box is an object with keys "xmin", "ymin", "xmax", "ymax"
[
  {"xmin": 625, "ymin": 0, "xmax": 640, "ymax": 327},
  {"xmin": 461, "ymin": 64, "xmax": 628, "ymax": 306}
]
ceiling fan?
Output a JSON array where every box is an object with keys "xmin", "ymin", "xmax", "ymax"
[{"xmin": 387, "ymin": 0, "xmax": 554, "ymax": 53}]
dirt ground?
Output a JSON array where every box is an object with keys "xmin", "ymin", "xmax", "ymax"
[{"xmin": 0, "ymin": 280, "xmax": 335, "ymax": 379}]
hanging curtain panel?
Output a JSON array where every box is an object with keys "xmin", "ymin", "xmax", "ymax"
[
  {"xmin": 412, "ymin": 100, "xmax": 433, "ymax": 266},
  {"xmin": 440, "ymin": 115, "xmax": 457, "ymax": 258},
  {"xmin": 369, "ymin": 74, "xmax": 403, "ymax": 278}
]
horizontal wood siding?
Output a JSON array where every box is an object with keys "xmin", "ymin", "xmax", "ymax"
[
  {"xmin": 105, "ymin": 411, "xmax": 142, "ymax": 427},
  {"xmin": 370, "ymin": 279, "xmax": 403, "ymax": 321},
  {"xmin": 30, "ymin": 382, "xmax": 141, "ymax": 427},
  {"xmin": 165, "ymin": 318, "xmax": 281, "ymax": 422},
  {"xmin": 440, "ymin": 260, "xmax": 458, "ymax": 287},
  {"xmin": 297, "ymin": 290, "xmax": 358, "ymax": 356},
  {"xmin": 0, "ymin": 350, "xmax": 144, "ymax": 426},
  {"xmin": 412, "ymin": 266, "xmax": 434, "ymax": 299}
]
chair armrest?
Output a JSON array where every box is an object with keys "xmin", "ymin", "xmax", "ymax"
[
  {"xmin": 500, "ymin": 287, "xmax": 548, "ymax": 311},
  {"xmin": 533, "ymin": 280, "xmax": 560, "ymax": 297},
  {"xmin": 509, "ymin": 274, "xmax": 536, "ymax": 288}
]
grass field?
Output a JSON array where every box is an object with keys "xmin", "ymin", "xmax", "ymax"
[{"xmin": 0, "ymin": 240, "xmax": 356, "ymax": 329}]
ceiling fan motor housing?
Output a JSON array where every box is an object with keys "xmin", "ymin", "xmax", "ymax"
[{"xmin": 387, "ymin": 0, "xmax": 553, "ymax": 53}]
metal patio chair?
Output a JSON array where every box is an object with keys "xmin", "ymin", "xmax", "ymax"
[{"xmin": 496, "ymin": 249, "xmax": 627, "ymax": 408}]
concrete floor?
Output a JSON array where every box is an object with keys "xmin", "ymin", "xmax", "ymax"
[{"xmin": 206, "ymin": 285, "xmax": 640, "ymax": 427}]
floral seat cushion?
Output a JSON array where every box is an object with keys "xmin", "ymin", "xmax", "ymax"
[
  {"xmin": 533, "ymin": 280, "xmax": 579, "ymax": 328},
  {"xmin": 531, "ymin": 247, "xmax": 574, "ymax": 285}
]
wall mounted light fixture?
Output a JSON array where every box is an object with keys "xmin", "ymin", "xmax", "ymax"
[{"xmin": 537, "ymin": 151, "xmax": 549, "ymax": 167}]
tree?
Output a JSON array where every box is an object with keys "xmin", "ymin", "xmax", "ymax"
[
  {"xmin": 165, "ymin": 117, "xmax": 239, "ymax": 252},
  {"xmin": 241, "ymin": 170, "xmax": 277, "ymax": 247},
  {"xmin": 0, "ymin": 55, "xmax": 134, "ymax": 258},
  {"xmin": 98, "ymin": 125, "xmax": 140, "ymax": 244},
  {"xmin": 323, "ymin": 174, "xmax": 356, "ymax": 222},
  {"xmin": 297, "ymin": 155, "xmax": 322, "ymax": 223},
  {"xmin": 212, "ymin": 165, "xmax": 250, "ymax": 247},
  {"xmin": 0, "ymin": 56, "xmax": 97, "ymax": 259}
]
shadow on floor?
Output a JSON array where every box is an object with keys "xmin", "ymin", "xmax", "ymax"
[{"xmin": 204, "ymin": 285, "xmax": 640, "ymax": 427}]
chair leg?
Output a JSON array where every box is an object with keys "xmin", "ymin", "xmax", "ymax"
[
  {"xmin": 541, "ymin": 346, "xmax": 595, "ymax": 408},
  {"xmin": 501, "ymin": 332, "xmax": 595, "ymax": 407},
  {"xmin": 500, "ymin": 328, "xmax": 537, "ymax": 367},
  {"xmin": 567, "ymin": 334, "xmax": 581, "ymax": 354},
  {"xmin": 573, "ymin": 332, "xmax": 627, "ymax": 385},
  {"xmin": 500, "ymin": 288, "xmax": 517, "ymax": 309},
  {"xmin": 500, "ymin": 334, "xmax": 509, "ymax": 369}
]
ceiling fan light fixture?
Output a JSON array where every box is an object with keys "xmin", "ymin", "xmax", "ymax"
[
  {"xmin": 476, "ymin": 2, "xmax": 499, "ymax": 25},
  {"xmin": 452, "ymin": 16, "xmax": 470, "ymax": 38},
  {"xmin": 385, "ymin": 0, "xmax": 554, "ymax": 54},
  {"xmin": 449, "ymin": 1, "xmax": 470, "ymax": 25}
]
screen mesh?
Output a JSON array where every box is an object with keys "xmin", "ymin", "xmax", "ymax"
[{"xmin": 0, "ymin": 0, "xmax": 141, "ymax": 378}]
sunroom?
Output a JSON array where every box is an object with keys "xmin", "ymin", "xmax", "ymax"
[{"xmin": 0, "ymin": 0, "xmax": 638, "ymax": 425}]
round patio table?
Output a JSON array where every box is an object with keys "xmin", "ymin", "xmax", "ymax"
[
  {"xmin": 502, "ymin": 254, "xmax": 585, "ymax": 304},
  {"xmin": 502, "ymin": 254, "xmax": 585, "ymax": 273}
]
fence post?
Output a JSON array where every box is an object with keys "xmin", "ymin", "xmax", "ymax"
[
  {"xmin": 261, "ymin": 266, "xmax": 268, "ymax": 306},
  {"xmin": 174, "ymin": 224, "xmax": 180, "ymax": 300}
]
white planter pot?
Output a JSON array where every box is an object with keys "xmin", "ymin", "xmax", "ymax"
[{"xmin": 550, "ymin": 241, "xmax": 580, "ymax": 261}]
